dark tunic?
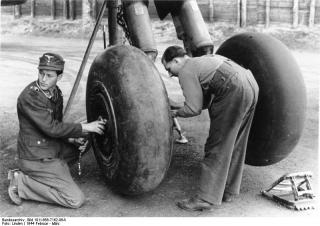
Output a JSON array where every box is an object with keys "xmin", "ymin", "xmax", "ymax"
[
  {"xmin": 15, "ymin": 80, "xmax": 85, "ymax": 208},
  {"xmin": 17, "ymin": 81, "xmax": 83, "ymax": 160}
]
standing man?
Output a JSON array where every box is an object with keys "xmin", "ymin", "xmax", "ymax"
[
  {"xmin": 8, "ymin": 53, "xmax": 106, "ymax": 208},
  {"xmin": 162, "ymin": 46, "xmax": 259, "ymax": 211}
]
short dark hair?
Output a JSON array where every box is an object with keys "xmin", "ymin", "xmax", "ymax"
[
  {"xmin": 162, "ymin": 45, "xmax": 187, "ymax": 64},
  {"xmin": 56, "ymin": 70, "xmax": 63, "ymax": 76}
]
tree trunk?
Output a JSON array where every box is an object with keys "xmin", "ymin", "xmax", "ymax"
[
  {"xmin": 82, "ymin": 0, "xmax": 92, "ymax": 22},
  {"xmin": 293, "ymin": 0, "xmax": 299, "ymax": 28}
]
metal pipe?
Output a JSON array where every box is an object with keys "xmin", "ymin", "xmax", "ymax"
[
  {"xmin": 177, "ymin": 0, "xmax": 213, "ymax": 56},
  {"xmin": 172, "ymin": 15, "xmax": 192, "ymax": 56},
  {"xmin": 123, "ymin": 0, "xmax": 158, "ymax": 61},
  {"xmin": 103, "ymin": 25, "xmax": 106, "ymax": 49},
  {"xmin": 108, "ymin": 0, "xmax": 122, "ymax": 46},
  {"xmin": 63, "ymin": 0, "xmax": 108, "ymax": 118}
]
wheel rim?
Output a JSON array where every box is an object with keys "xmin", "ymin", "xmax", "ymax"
[{"xmin": 87, "ymin": 81, "xmax": 119, "ymax": 179}]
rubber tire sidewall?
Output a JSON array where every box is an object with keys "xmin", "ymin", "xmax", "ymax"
[
  {"xmin": 216, "ymin": 32, "xmax": 307, "ymax": 166},
  {"xmin": 86, "ymin": 45, "xmax": 173, "ymax": 194}
]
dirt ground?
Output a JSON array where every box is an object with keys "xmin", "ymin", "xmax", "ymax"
[{"xmin": 0, "ymin": 16, "xmax": 319, "ymax": 219}]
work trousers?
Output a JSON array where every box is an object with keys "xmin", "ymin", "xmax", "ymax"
[
  {"xmin": 197, "ymin": 60, "xmax": 259, "ymax": 205},
  {"xmin": 16, "ymin": 143, "xmax": 85, "ymax": 208}
]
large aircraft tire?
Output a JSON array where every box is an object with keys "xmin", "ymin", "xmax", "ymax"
[
  {"xmin": 216, "ymin": 32, "xmax": 307, "ymax": 166},
  {"xmin": 86, "ymin": 45, "xmax": 173, "ymax": 195}
]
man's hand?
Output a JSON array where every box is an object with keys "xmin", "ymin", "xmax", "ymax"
[
  {"xmin": 171, "ymin": 110, "xmax": 178, "ymax": 118},
  {"xmin": 78, "ymin": 140, "xmax": 89, "ymax": 153},
  {"xmin": 81, "ymin": 120, "xmax": 106, "ymax": 135},
  {"xmin": 74, "ymin": 137, "xmax": 86, "ymax": 146},
  {"xmin": 169, "ymin": 98, "xmax": 183, "ymax": 110},
  {"xmin": 68, "ymin": 137, "xmax": 87, "ymax": 146}
]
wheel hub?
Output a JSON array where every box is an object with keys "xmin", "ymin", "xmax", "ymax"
[{"xmin": 87, "ymin": 81, "xmax": 119, "ymax": 179}]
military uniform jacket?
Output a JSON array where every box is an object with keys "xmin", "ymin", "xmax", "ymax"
[{"xmin": 17, "ymin": 81, "xmax": 83, "ymax": 160}]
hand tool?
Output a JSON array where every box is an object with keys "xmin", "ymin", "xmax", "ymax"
[{"xmin": 173, "ymin": 117, "xmax": 188, "ymax": 144}]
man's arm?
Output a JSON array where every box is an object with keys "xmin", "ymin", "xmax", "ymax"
[
  {"xmin": 175, "ymin": 69, "xmax": 203, "ymax": 118},
  {"xmin": 18, "ymin": 92, "xmax": 83, "ymax": 138},
  {"xmin": 169, "ymin": 98, "xmax": 183, "ymax": 110}
]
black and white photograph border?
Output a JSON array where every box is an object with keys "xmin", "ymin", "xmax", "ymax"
[{"xmin": 0, "ymin": 0, "xmax": 319, "ymax": 221}]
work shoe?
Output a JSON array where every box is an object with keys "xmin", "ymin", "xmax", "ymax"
[
  {"xmin": 222, "ymin": 192, "xmax": 237, "ymax": 203},
  {"xmin": 8, "ymin": 169, "xmax": 22, "ymax": 205},
  {"xmin": 177, "ymin": 196, "xmax": 213, "ymax": 211}
]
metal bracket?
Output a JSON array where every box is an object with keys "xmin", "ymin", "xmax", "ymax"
[{"xmin": 261, "ymin": 171, "xmax": 316, "ymax": 211}]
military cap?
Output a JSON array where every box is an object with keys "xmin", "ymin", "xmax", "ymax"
[{"xmin": 38, "ymin": 53, "xmax": 65, "ymax": 71}]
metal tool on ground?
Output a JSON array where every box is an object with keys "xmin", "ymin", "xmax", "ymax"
[
  {"xmin": 173, "ymin": 117, "xmax": 188, "ymax": 144},
  {"xmin": 261, "ymin": 171, "xmax": 316, "ymax": 211}
]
